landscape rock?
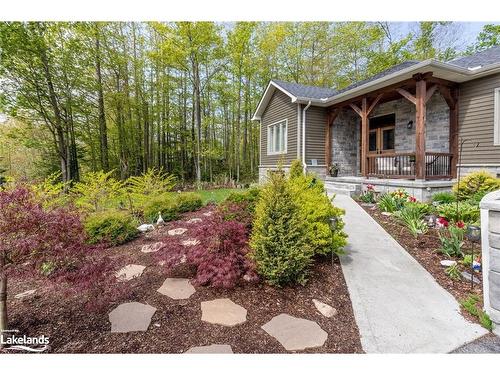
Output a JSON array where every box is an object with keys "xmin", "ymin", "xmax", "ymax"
[
  {"xmin": 157, "ymin": 278, "xmax": 196, "ymax": 300},
  {"xmin": 187, "ymin": 218, "xmax": 202, "ymax": 224},
  {"xmin": 202, "ymin": 212, "xmax": 213, "ymax": 217},
  {"xmin": 14, "ymin": 289, "xmax": 36, "ymax": 300},
  {"xmin": 461, "ymin": 271, "xmax": 480, "ymax": 284},
  {"xmin": 141, "ymin": 242, "xmax": 164, "ymax": 253},
  {"xmin": 261, "ymin": 313, "xmax": 328, "ymax": 351},
  {"xmin": 440, "ymin": 260, "xmax": 457, "ymax": 267},
  {"xmin": 201, "ymin": 298, "xmax": 247, "ymax": 326},
  {"xmin": 312, "ymin": 299, "xmax": 338, "ymax": 318},
  {"xmin": 185, "ymin": 344, "xmax": 233, "ymax": 354},
  {"xmin": 137, "ymin": 224, "xmax": 155, "ymax": 232},
  {"xmin": 182, "ymin": 239, "xmax": 200, "ymax": 247},
  {"xmin": 381, "ymin": 212, "xmax": 392, "ymax": 217},
  {"xmin": 168, "ymin": 228, "xmax": 187, "ymax": 236},
  {"xmin": 109, "ymin": 302, "xmax": 156, "ymax": 333},
  {"xmin": 116, "ymin": 264, "xmax": 146, "ymax": 281}
]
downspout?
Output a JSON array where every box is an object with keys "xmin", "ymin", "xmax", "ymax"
[{"xmin": 302, "ymin": 101, "xmax": 312, "ymax": 173}]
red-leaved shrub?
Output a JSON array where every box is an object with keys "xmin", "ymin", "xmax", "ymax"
[{"xmin": 157, "ymin": 212, "xmax": 258, "ymax": 288}]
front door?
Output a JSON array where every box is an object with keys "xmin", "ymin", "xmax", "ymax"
[{"xmin": 368, "ymin": 114, "xmax": 395, "ymax": 156}]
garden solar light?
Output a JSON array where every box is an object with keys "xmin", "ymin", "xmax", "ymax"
[
  {"xmin": 329, "ymin": 217, "xmax": 338, "ymax": 231},
  {"xmin": 424, "ymin": 214, "xmax": 437, "ymax": 228},
  {"xmin": 466, "ymin": 225, "xmax": 481, "ymax": 290}
]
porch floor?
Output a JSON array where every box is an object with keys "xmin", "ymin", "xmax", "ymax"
[{"xmin": 332, "ymin": 194, "xmax": 486, "ymax": 353}]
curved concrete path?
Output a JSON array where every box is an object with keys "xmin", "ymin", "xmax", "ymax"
[{"xmin": 332, "ymin": 194, "xmax": 487, "ymax": 353}]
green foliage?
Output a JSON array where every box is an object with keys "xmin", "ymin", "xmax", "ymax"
[
  {"xmin": 72, "ymin": 170, "xmax": 124, "ymax": 212},
  {"xmin": 175, "ymin": 192, "xmax": 203, "ymax": 213},
  {"xmin": 461, "ymin": 254, "xmax": 473, "ymax": 267},
  {"xmin": 432, "ymin": 191, "xmax": 456, "ymax": 204},
  {"xmin": 453, "ymin": 170, "xmax": 500, "ymax": 201},
  {"xmin": 395, "ymin": 204, "xmax": 428, "ymax": 238},
  {"xmin": 142, "ymin": 194, "xmax": 179, "ymax": 223},
  {"xmin": 359, "ymin": 186, "xmax": 376, "ymax": 203},
  {"xmin": 289, "ymin": 159, "xmax": 304, "ymax": 179},
  {"xmin": 84, "ymin": 210, "xmax": 138, "ymax": 246},
  {"xmin": 32, "ymin": 172, "xmax": 71, "ymax": 208},
  {"xmin": 250, "ymin": 171, "xmax": 313, "ymax": 286},
  {"xmin": 468, "ymin": 24, "xmax": 500, "ymax": 53},
  {"xmin": 377, "ymin": 193, "xmax": 398, "ymax": 213},
  {"xmin": 223, "ymin": 187, "xmax": 260, "ymax": 212},
  {"xmin": 126, "ymin": 168, "xmax": 176, "ymax": 208},
  {"xmin": 460, "ymin": 294, "xmax": 493, "ymax": 331},
  {"xmin": 439, "ymin": 225, "xmax": 465, "ymax": 258},
  {"xmin": 436, "ymin": 201, "xmax": 480, "ymax": 223},
  {"xmin": 445, "ymin": 264, "xmax": 461, "ymax": 280},
  {"xmin": 288, "ymin": 174, "xmax": 347, "ymax": 256}
]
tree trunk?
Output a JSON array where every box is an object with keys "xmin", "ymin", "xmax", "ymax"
[
  {"xmin": 95, "ymin": 25, "xmax": 109, "ymax": 171},
  {"xmin": 0, "ymin": 251, "xmax": 7, "ymax": 345},
  {"xmin": 193, "ymin": 60, "xmax": 202, "ymax": 185}
]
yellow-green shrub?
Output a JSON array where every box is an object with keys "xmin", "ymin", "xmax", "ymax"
[
  {"xmin": 453, "ymin": 170, "xmax": 500, "ymax": 201},
  {"xmin": 84, "ymin": 210, "xmax": 138, "ymax": 246},
  {"xmin": 288, "ymin": 174, "xmax": 347, "ymax": 256},
  {"xmin": 142, "ymin": 194, "xmax": 179, "ymax": 223},
  {"xmin": 175, "ymin": 192, "xmax": 203, "ymax": 213},
  {"xmin": 289, "ymin": 159, "xmax": 303, "ymax": 179}
]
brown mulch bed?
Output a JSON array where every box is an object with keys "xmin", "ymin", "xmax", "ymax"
[
  {"xmin": 3, "ymin": 206, "xmax": 362, "ymax": 354},
  {"xmin": 358, "ymin": 202, "xmax": 483, "ymax": 323}
]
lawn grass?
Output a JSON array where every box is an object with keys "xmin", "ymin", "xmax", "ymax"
[{"xmin": 197, "ymin": 188, "xmax": 246, "ymax": 204}]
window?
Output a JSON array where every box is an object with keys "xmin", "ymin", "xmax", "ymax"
[
  {"xmin": 267, "ymin": 119, "xmax": 287, "ymax": 155},
  {"xmin": 495, "ymin": 88, "xmax": 500, "ymax": 146}
]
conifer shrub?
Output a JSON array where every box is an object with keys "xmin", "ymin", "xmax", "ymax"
[
  {"xmin": 288, "ymin": 174, "xmax": 347, "ymax": 256},
  {"xmin": 249, "ymin": 171, "xmax": 313, "ymax": 286},
  {"xmin": 453, "ymin": 170, "xmax": 500, "ymax": 201},
  {"xmin": 142, "ymin": 194, "xmax": 179, "ymax": 223},
  {"xmin": 289, "ymin": 159, "xmax": 304, "ymax": 179},
  {"xmin": 84, "ymin": 210, "xmax": 138, "ymax": 246},
  {"xmin": 175, "ymin": 192, "xmax": 203, "ymax": 213}
]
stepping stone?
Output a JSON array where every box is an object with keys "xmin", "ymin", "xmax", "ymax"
[
  {"xmin": 141, "ymin": 242, "xmax": 164, "ymax": 253},
  {"xmin": 187, "ymin": 218, "xmax": 202, "ymax": 224},
  {"xmin": 202, "ymin": 212, "xmax": 213, "ymax": 217},
  {"xmin": 168, "ymin": 228, "xmax": 187, "ymax": 236},
  {"xmin": 116, "ymin": 264, "xmax": 146, "ymax": 281},
  {"xmin": 185, "ymin": 344, "xmax": 233, "ymax": 354},
  {"xmin": 182, "ymin": 239, "xmax": 200, "ymax": 247},
  {"xmin": 157, "ymin": 278, "xmax": 196, "ymax": 300},
  {"xmin": 461, "ymin": 271, "xmax": 480, "ymax": 284},
  {"xmin": 440, "ymin": 260, "xmax": 457, "ymax": 267},
  {"xmin": 201, "ymin": 298, "xmax": 247, "ymax": 327},
  {"xmin": 109, "ymin": 302, "xmax": 156, "ymax": 333},
  {"xmin": 14, "ymin": 289, "xmax": 36, "ymax": 300},
  {"xmin": 312, "ymin": 299, "xmax": 338, "ymax": 318},
  {"xmin": 261, "ymin": 313, "xmax": 328, "ymax": 351}
]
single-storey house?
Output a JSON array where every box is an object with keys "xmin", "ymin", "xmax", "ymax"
[{"xmin": 252, "ymin": 45, "xmax": 500, "ymax": 200}]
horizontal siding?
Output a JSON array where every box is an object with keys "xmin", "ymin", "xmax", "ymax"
[
  {"xmin": 260, "ymin": 90, "xmax": 297, "ymax": 165},
  {"xmin": 459, "ymin": 73, "xmax": 500, "ymax": 164},
  {"xmin": 304, "ymin": 105, "xmax": 328, "ymax": 165}
]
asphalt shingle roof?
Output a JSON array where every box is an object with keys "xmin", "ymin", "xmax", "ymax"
[
  {"xmin": 271, "ymin": 79, "xmax": 337, "ymax": 100},
  {"xmin": 447, "ymin": 45, "xmax": 500, "ymax": 69}
]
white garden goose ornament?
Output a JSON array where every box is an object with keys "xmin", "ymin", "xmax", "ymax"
[{"xmin": 156, "ymin": 211, "xmax": 165, "ymax": 226}]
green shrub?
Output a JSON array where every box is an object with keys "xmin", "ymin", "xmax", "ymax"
[
  {"xmin": 219, "ymin": 187, "xmax": 261, "ymax": 223},
  {"xmin": 142, "ymin": 194, "xmax": 179, "ymax": 223},
  {"xmin": 460, "ymin": 294, "xmax": 493, "ymax": 331},
  {"xmin": 432, "ymin": 191, "xmax": 456, "ymax": 204},
  {"xmin": 445, "ymin": 264, "xmax": 461, "ymax": 280},
  {"xmin": 436, "ymin": 201, "xmax": 480, "ymax": 223},
  {"xmin": 377, "ymin": 193, "xmax": 398, "ymax": 213},
  {"xmin": 32, "ymin": 172, "xmax": 71, "ymax": 209},
  {"xmin": 84, "ymin": 210, "xmax": 138, "ymax": 246},
  {"xmin": 453, "ymin": 170, "xmax": 500, "ymax": 201},
  {"xmin": 126, "ymin": 168, "xmax": 176, "ymax": 209},
  {"xmin": 439, "ymin": 224, "xmax": 465, "ymax": 258},
  {"xmin": 461, "ymin": 254, "xmax": 473, "ymax": 267},
  {"xmin": 288, "ymin": 174, "xmax": 347, "ymax": 256},
  {"xmin": 175, "ymin": 192, "xmax": 203, "ymax": 213},
  {"xmin": 395, "ymin": 204, "xmax": 428, "ymax": 238},
  {"xmin": 250, "ymin": 171, "xmax": 313, "ymax": 286},
  {"xmin": 289, "ymin": 159, "xmax": 304, "ymax": 179},
  {"xmin": 72, "ymin": 170, "xmax": 124, "ymax": 212}
]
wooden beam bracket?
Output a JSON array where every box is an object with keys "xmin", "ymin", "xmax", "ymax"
[{"xmin": 396, "ymin": 88, "xmax": 416, "ymax": 105}]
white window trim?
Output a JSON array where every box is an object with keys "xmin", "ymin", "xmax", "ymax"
[
  {"xmin": 495, "ymin": 87, "xmax": 500, "ymax": 146},
  {"xmin": 267, "ymin": 119, "xmax": 288, "ymax": 155}
]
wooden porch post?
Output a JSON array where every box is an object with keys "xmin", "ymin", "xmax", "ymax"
[
  {"xmin": 360, "ymin": 98, "xmax": 369, "ymax": 176},
  {"xmin": 415, "ymin": 79, "xmax": 427, "ymax": 180}
]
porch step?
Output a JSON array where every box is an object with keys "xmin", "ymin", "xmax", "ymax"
[{"xmin": 324, "ymin": 181, "xmax": 361, "ymax": 197}]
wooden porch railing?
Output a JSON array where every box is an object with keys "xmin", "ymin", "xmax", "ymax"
[{"xmin": 366, "ymin": 152, "xmax": 452, "ymax": 179}]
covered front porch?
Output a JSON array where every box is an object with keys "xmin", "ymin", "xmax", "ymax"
[{"xmin": 324, "ymin": 72, "xmax": 459, "ymax": 181}]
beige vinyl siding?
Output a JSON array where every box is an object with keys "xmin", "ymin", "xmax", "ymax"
[
  {"xmin": 260, "ymin": 90, "xmax": 297, "ymax": 165},
  {"xmin": 303, "ymin": 105, "xmax": 327, "ymax": 165},
  {"xmin": 459, "ymin": 73, "xmax": 500, "ymax": 164}
]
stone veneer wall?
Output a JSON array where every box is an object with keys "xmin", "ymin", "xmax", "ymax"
[
  {"xmin": 480, "ymin": 190, "xmax": 500, "ymax": 335},
  {"xmin": 331, "ymin": 110, "xmax": 360, "ymax": 176}
]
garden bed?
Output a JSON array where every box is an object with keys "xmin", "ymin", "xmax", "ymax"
[
  {"xmin": 358, "ymin": 202, "xmax": 483, "ymax": 323},
  {"xmin": 4, "ymin": 205, "xmax": 362, "ymax": 354}
]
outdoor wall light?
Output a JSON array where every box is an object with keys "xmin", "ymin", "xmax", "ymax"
[{"xmin": 407, "ymin": 120, "xmax": 413, "ymax": 129}]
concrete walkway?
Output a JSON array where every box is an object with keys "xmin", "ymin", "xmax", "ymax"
[{"xmin": 332, "ymin": 194, "xmax": 487, "ymax": 353}]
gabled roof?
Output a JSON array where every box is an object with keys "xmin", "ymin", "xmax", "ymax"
[{"xmin": 252, "ymin": 45, "xmax": 500, "ymax": 120}]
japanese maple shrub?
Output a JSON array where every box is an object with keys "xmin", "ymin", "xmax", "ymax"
[
  {"xmin": 0, "ymin": 186, "xmax": 119, "ymax": 334},
  {"xmin": 250, "ymin": 171, "xmax": 313, "ymax": 286}
]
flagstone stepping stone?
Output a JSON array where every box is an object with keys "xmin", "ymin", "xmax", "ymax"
[
  {"xmin": 461, "ymin": 271, "xmax": 480, "ymax": 284},
  {"xmin": 182, "ymin": 239, "xmax": 200, "ymax": 247},
  {"xmin": 187, "ymin": 218, "xmax": 202, "ymax": 224},
  {"xmin": 185, "ymin": 344, "xmax": 233, "ymax": 354},
  {"xmin": 14, "ymin": 289, "xmax": 36, "ymax": 300},
  {"xmin": 141, "ymin": 242, "xmax": 164, "ymax": 253},
  {"xmin": 109, "ymin": 302, "xmax": 156, "ymax": 333},
  {"xmin": 202, "ymin": 211, "xmax": 213, "ymax": 217},
  {"xmin": 440, "ymin": 260, "xmax": 457, "ymax": 267},
  {"xmin": 157, "ymin": 278, "xmax": 196, "ymax": 300},
  {"xmin": 312, "ymin": 299, "xmax": 338, "ymax": 318},
  {"xmin": 116, "ymin": 264, "xmax": 146, "ymax": 281},
  {"xmin": 261, "ymin": 313, "xmax": 328, "ymax": 351},
  {"xmin": 201, "ymin": 298, "xmax": 247, "ymax": 327},
  {"xmin": 168, "ymin": 228, "xmax": 187, "ymax": 236}
]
